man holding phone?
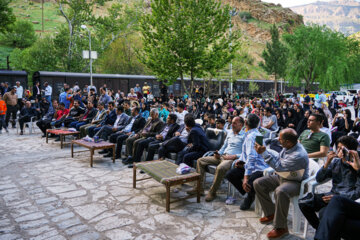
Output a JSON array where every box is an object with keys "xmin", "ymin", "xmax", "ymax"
[
  {"xmin": 187, "ymin": 117, "xmax": 245, "ymax": 202},
  {"xmin": 225, "ymin": 114, "xmax": 269, "ymax": 210},
  {"xmin": 253, "ymin": 128, "xmax": 309, "ymax": 239},
  {"xmin": 299, "ymin": 135, "xmax": 360, "ymax": 231}
]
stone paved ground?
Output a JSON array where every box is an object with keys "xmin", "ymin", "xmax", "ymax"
[{"xmin": 0, "ymin": 128, "xmax": 316, "ymax": 240}]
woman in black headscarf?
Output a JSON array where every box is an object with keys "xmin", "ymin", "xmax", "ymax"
[{"xmin": 285, "ymin": 108, "xmax": 298, "ymax": 129}]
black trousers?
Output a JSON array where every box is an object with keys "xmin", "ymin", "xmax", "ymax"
[
  {"xmin": 5, "ymin": 105, "xmax": 17, "ymax": 127},
  {"xmin": 36, "ymin": 119, "xmax": 52, "ymax": 134},
  {"xmin": 158, "ymin": 137, "xmax": 187, "ymax": 159},
  {"xmin": 146, "ymin": 139, "xmax": 163, "ymax": 161},
  {"xmin": 19, "ymin": 116, "xmax": 32, "ymax": 131},
  {"xmin": 133, "ymin": 137, "xmax": 156, "ymax": 162},
  {"xmin": 299, "ymin": 192, "xmax": 328, "ymax": 230},
  {"xmin": 111, "ymin": 133, "xmax": 129, "ymax": 158},
  {"xmin": 225, "ymin": 167, "xmax": 263, "ymax": 198},
  {"xmin": 315, "ymin": 195, "xmax": 360, "ymax": 240}
]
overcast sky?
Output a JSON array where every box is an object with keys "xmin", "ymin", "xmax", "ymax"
[{"xmin": 263, "ymin": 0, "xmax": 359, "ymax": 7}]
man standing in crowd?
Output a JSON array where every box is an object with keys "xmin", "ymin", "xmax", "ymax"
[
  {"xmin": 189, "ymin": 117, "xmax": 245, "ymax": 201},
  {"xmin": 142, "ymin": 82, "xmax": 151, "ymax": 98},
  {"xmin": 0, "ymin": 94, "xmax": 8, "ymax": 133},
  {"xmin": 254, "ymin": 128, "xmax": 309, "ymax": 239},
  {"xmin": 174, "ymin": 103, "xmax": 188, "ymax": 125},
  {"xmin": 3, "ymin": 86, "xmax": 17, "ymax": 128},
  {"xmin": 302, "ymin": 90, "xmax": 311, "ymax": 111},
  {"xmin": 226, "ymin": 113, "xmax": 268, "ymax": 210},
  {"xmin": 33, "ymin": 81, "xmax": 41, "ymax": 100},
  {"xmin": 44, "ymin": 82, "xmax": 52, "ymax": 105},
  {"xmin": 15, "ymin": 81, "xmax": 23, "ymax": 110}
]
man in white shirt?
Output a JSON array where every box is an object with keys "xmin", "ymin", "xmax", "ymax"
[
  {"xmin": 44, "ymin": 82, "xmax": 52, "ymax": 105},
  {"xmin": 15, "ymin": 81, "xmax": 23, "ymax": 109},
  {"xmin": 174, "ymin": 103, "xmax": 188, "ymax": 125}
]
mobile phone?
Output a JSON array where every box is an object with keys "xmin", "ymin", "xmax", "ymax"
[
  {"xmin": 255, "ymin": 135, "xmax": 263, "ymax": 146},
  {"xmin": 343, "ymin": 147, "xmax": 352, "ymax": 162}
]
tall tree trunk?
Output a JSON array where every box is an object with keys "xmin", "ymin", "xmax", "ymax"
[{"xmin": 274, "ymin": 73, "xmax": 278, "ymax": 98}]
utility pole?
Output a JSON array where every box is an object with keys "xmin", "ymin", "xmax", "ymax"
[
  {"xmin": 229, "ymin": 9, "xmax": 237, "ymax": 96},
  {"xmin": 42, "ymin": 0, "xmax": 44, "ymax": 34}
]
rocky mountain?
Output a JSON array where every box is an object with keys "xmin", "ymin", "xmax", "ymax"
[{"xmin": 291, "ymin": 0, "xmax": 360, "ymax": 35}]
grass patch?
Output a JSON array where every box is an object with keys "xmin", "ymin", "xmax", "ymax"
[
  {"xmin": 248, "ymin": 19, "xmax": 273, "ymax": 30},
  {"xmin": 10, "ymin": 0, "xmax": 64, "ymax": 33},
  {"xmin": 0, "ymin": 46, "xmax": 14, "ymax": 69}
]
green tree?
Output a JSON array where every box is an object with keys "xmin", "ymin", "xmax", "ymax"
[
  {"xmin": 0, "ymin": 0, "xmax": 15, "ymax": 34},
  {"xmin": 248, "ymin": 81, "xmax": 259, "ymax": 95},
  {"xmin": 283, "ymin": 24, "xmax": 355, "ymax": 90},
  {"xmin": 10, "ymin": 36, "xmax": 59, "ymax": 77},
  {"xmin": 139, "ymin": 0, "xmax": 239, "ymax": 95},
  {"xmin": 98, "ymin": 34, "xmax": 147, "ymax": 74},
  {"xmin": 0, "ymin": 20, "xmax": 37, "ymax": 48},
  {"xmin": 259, "ymin": 24, "xmax": 287, "ymax": 96}
]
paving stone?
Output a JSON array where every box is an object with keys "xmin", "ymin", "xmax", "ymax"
[
  {"xmin": 71, "ymin": 231, "xmax": 101, "ymax": 240},
  {"xmin": 105, "ymin": 229, "xmax": 133, "ymax": 240},
  {"xmin": 56, "ymin": 218, "xmax": 82, "ymax": 229},
  {"xmin": 0, "ymin": 184, "xmax": 17, "ymax": 190},
  {"xmin": 29, "ymin": 229, "xmax": 59, "ymax": 240},
  {"xmin": 64, "ymin": 225, "xmax": 90, "ymax": 236},
  {"xmin": 94, "ymin": 216, "xmax": 134, "ymax": 231},
  {"xmin": 57, "ymin": 190, "xmax": 87, "ymax": 199},
  {"xmin": 15, "ymin": 212, "xmax": 45, "ymax": 223},
  {"xmin": 73, "ymin": 203, "xmax": 107, "ymax": 220},
  {"xmin": 0, "ymin": 233, "xmax": 21, "ymax": 240},
  {"xmin": 51, "ymin": 212, "xmax": 75, "ymax": 223},
  {"xmin": 26, "ymin": 225, "xmax": 54, "ymax": 236},
  {"xmin": 47, "ymin": 208, "xmax": 70, "ymax": 217},
  {"xmin": 19, "ymin": 219, "xmax": 49, "ymax": 230},
  {"xmin": 35, "ymin": 197, "xmax": 58, "ymax": 205},
  {"xmin": 47, "ymin": 185, "xmax": 77, "ymax": 194}
]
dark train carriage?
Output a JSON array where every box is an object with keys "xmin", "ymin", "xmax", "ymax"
[
  {"xmin": 33, "ymin": 71, "xmax": 158, "ymax": 97},
  {"xmin": 0, "ymin": 70, "xmax": 28, "ymax": 89}
]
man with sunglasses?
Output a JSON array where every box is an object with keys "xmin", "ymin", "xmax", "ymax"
[{"xmin": 298, "ymin": 114, "xmax": 330, "ymax": 160}]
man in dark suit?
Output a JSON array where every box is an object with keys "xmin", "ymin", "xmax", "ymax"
[
  {"xmin": 157, "ymin": 123, "xmax": 188, "ymax": 160},
  {"xmin": 69, "ymin": 101, "xmax": 98, "ymax": 130},
  {"xmin": 88, "ymin": 102, "xmax": 116, "ymax": 137},
  {"xmin": 106, "ymin": 107, "xmax": 146, "ymax": 159},
  {"xmin": 124, "ymin": 109, "xmax": 169, "ymax": 166},
  {"xmin": 176, "ymin": 114, "xmax": 210, "ymax": 167},
  {"xmin": 145, "ymin": 114, "xmax": 179, "ymax": 161},
  {"xmin": 32, "ymin": 81, "xmax": 41, "ymax": 101},
  {"xmin": 19, "ymin": 101, "xmax": 38, "ymax": 135}
]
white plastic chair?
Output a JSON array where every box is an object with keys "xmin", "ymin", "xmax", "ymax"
[
  {"xmin": 16, "ymin": 116, "xmax": 37, "ymax": 134},
  {"xmin": 255, "ymin": 158, "xmax": 320, "ymax": 234}
]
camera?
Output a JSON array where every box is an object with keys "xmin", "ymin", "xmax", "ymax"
[{"xmin": 342, "ymin": 147, "xmax": 353, "ymax": 162}]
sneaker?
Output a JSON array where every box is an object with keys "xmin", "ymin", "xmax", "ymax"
[
  {"xmin": 20, "ymin": 131, "xmax": 23, "ymax": 135},
  {"xmin": 240, "ymin": 195, "xmax": 255, "ymax": 210},
  {"xmin": 225, "ymin": 197, "xmax": 236, "ymax": 205}
]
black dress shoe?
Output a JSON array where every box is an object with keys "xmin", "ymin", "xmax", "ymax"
[
  {"xmin": 240, "ymin": 195, "xmax": 255, "ymax": 210},
  {"xmin": 123, "ymin": 157, "xmax": 133, "ymax": 165},
  {"xmin": 127, "ymin": 164, "xmax": 134, "ymax": 168},
  {"xmin": 104, "ymin": 152, "xmax": 113, "ymax": 158},
  {"xmin": 99, "ymin": 149, "xmax": 108, "ymax": 154},
  {"xmin": 54, "ymin": 137, "xmax": 61, "ymax": 142}
]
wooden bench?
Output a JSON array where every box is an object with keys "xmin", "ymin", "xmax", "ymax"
[
  {"xmin": 46, "ymin": 129, "xmax": 80, "ymax": 149},
  {"xmin": 133, "ymin": 160, "xmax": 201, "ymax": 212},
  {"xmin": 71, "ymin": 139, "xmax": 115, "ymax": 167}
]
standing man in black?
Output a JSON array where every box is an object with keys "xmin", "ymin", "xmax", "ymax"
[{"xmin": 33, "ymin": 81, "xmax": 41, "ymax": 101}]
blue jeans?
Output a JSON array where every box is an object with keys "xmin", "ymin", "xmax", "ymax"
[
  {"xmin": 45, "ymin": 95, "xmax": 52, "ymax": 107},
  {"xmin": 0, "ymin": 115, "xmax": 6, "ymax": 130}
]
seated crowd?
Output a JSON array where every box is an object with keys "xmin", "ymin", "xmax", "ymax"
[{"xmin": 2, "ymin": 81, "xmax": 360, "ymax": 240}]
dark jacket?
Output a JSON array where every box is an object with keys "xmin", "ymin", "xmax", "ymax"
[
  {"xmin": 102, "ymin": 109, "xmax": 117, "ymax": 126},
  {"xmin": 130, "ymin": 115, "xmax": 146, "ymax": 133},
  {"xmin": 188, "ymin": 124, "xmax": 210, "ymax": 153},
  {"xmin": 141, "ymin": 118, "xmax": 165, "ymax": 138},
  {"xmin": 20, "ymin": 106, "xmax": 38, "ymax": 118},
  {"xmin": 162, "ymin": 123, "xmax": 180, "ymax": 141},
  {"xmin": 41, "ymin": 106, "xmax": 55, "ymax": 121},
  {"xmin": 82, "ymin": 108, "xmax": 98, "ymax": 123},
  {"xmin": 32, "ymin": 85, "xmax": 41, "ymax": 99}
]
